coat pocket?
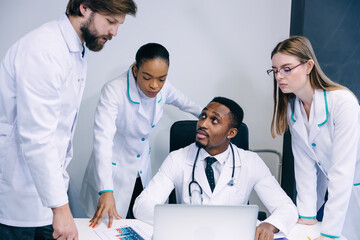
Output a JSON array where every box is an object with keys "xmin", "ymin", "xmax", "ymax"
[
  {"xmin": 0, "ymin": 123, "xmax": 14, "ymax": 179},
  {"xmin": 227, "ymin": 184, "xmax": 248, "ymax": 204}
]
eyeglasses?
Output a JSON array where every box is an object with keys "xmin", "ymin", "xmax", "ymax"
[{"xmin": 266, "ymin": 62, "xmax": 305, "ymax": 78}]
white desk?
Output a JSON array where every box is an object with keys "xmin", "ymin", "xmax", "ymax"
[
  {"xmin": 286, "ymin": 222, "xmax": 321, "ymax": 239},
  {"xmin": 75, "ymin": 218, "xmax": 321, "ymax": 240}
]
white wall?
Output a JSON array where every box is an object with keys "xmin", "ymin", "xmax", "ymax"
[{"xmin": 0, "ymin": 0, "xmax": 291, "ymax": 217}]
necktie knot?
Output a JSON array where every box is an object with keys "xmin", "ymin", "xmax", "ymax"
[{"xmin": 205, "ymin": 156, "xmax": 217, "ymax": 166}]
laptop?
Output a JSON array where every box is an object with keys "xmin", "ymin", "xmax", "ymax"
[{"xmin": 153, "ymin": 204, "xmax": 259, "ymax": 240}]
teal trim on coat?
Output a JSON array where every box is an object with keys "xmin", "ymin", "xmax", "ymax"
[
  {"xmin": 98, "ymin": 190, "xmax": 113, "ymax": 195},
  {"xmin": 318, "ymin": 90, "xmax": 329, "ymax": 126},
  {"xmin": 354, "ymin": 183, "xmax": 360, "ymax": 186},
  {"xmin": 291, "ymin": 90, "xmax": 329, "ymax": 125},
  {"xmin": 157, "ymin": 92, "xmax": 162, "ymax": 103},
  {"xmin": 299, "ymin": 215, "xmax": 316, "ymax": 219},
  {"xmin": 127, "ymin": 69, "xmax": 140, "ymax": 104},
  {"xmin": 320, "ymin": 233, "xmax": 340, "ymax": 238},
  {"xmin": 112, "ymin": 162, "xmax": 116, "ymax": 165},
  {"xmin": 127, "ymin": 69, "xmax": 162, "ymax": 104},
  {"xmin": 291, "ymin": 102, "xmax": 296, "ymax": 123}
]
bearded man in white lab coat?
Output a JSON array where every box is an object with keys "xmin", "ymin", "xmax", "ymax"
[
  {"xmin": 0, "ymin": 1, "xmax": 136, "ymax": 239},
  {"xmin": 133, "ymin": 97, "xmax": 298, "ymax": 240}
]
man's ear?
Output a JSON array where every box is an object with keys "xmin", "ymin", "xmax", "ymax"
[
  {"xmin": 227, "ymin": 128, "xmax": 238, "ymax": 139},
  {"xmin": 79, "ymin": 3, "xmax": 89, "ymax": 17}
]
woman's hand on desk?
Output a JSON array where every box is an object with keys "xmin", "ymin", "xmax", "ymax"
[
  {"xmin": 89, "ymin": 192, "xmax": 122, "ymax": 228},
  {"xmin": 297, "ymin": 217, "xmax": 318, "ymax": 225}
]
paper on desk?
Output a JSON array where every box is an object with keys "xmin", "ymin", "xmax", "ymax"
[
  {"xmin": 273, "ymin": 232, "xmax": 286, "ymax": 239},
  {"xmin": 94, "ymin": 223, "xmax": 152, "ymax": 240}
]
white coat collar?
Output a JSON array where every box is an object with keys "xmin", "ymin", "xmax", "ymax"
[
  {"xmin": 184, "ymin": 143, "xmax": 241, "ymax": 167},
  {"xmin": 58, "ymin": 13, "xmax": 85, "ymax": 57},
  {"xmin": 198, "ymin": 145, "xmax": 230, "ymax": 165},
  {"xmin": 291, "ymin": 89, "xmax": 329, "ymax": 144},
  {"xmin": 291, "ymin": 89, "xmax": 328, "ymax": 126},
  {"xmin": 126, "ymin": 66, "xmax": 163, "ymax": 105}
]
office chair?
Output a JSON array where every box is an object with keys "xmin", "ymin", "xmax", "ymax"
[{"xmin": 168, "ymin": 120, "xmax": 267, "ymax": 220}]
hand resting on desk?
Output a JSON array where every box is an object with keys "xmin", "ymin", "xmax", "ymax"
[{"xmin": 89, "ymin": 192, "xmax": 121, "ymax": 228}]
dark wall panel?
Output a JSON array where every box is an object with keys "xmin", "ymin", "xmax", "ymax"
[{"xmin": 303, "ymin": 0, "xmax": 360, "ymax": 98}]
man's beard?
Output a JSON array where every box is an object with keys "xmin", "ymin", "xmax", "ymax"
[
  {"xmin": 81, "ymin": 13, "xmax": 111, "ymax": 52},
  {"xmin": 195, "ymin": 140, "xmax": 206, "ymax": 149}
]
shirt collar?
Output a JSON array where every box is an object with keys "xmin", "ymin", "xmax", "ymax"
[
  {"xmin": 199, "ymin": 145, "xmax": 231, "ymax": 165},
  {"xmin": 58, "ymin": 13, "xmax": 84, "ymax": 56}
]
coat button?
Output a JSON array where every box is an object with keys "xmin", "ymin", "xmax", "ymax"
[
  {"xmin": 312, "ymin": 143, "xmax": 316, "ymax": 147},
  {"xmin": 137, "ymin": 154, "xmax": 140, "ymax": 158},
  {"xmin": 152, "ymin": 125, "xmax": 155, "ymax": 128},
  {"xmin": 318, "ymin": 162, "xmax": 321, "ymax": 166},
  {"xmin": 141, "ymin": 138, "xmax": 145, "ymax": 141},
  {"xmin": 140, "ymin": 170, "xmax": 142, "ymax": 174}
]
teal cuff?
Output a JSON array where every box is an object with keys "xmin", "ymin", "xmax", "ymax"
[
  {"xmin": 320, "ymin": 233, "xmax": 340, "ymax": 238},
  {"xmin": 299, "ymin": 215, "xmax": 316, "ymax": 219},
  {"xmin": 354, "ymin": 182, "xmax": 360, "ymax": 186},
  {"xmin": 98, "ymin": 190, "xmax": 113, "ymax": 195}
]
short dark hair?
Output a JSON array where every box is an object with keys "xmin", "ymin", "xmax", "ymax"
[
  {"xmin": 135, "ymin": 43, "xmax": 170, "ymax": 68},
  {"xmin": 66, "ymin": 0, "xmax": 137, "ymax": 17},
  {"xmin": 210, "ymin": 97, "xmax": 244, "ymax": 129}
]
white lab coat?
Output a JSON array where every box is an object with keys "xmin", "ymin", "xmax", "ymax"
[
  {"xmin": 80, "ymin": 68, "xmax": 201, "ymax": 218},
  {"xmin": 288, "ymin": 89, "xmax": 360, "ymax": 239},
  {"xmin": 0, "ymin": 14, "xmax": 87, "ymax": 227},
  {"xmin": 133, "ymin": 143, "xmax": 298, "ymax": 236}
]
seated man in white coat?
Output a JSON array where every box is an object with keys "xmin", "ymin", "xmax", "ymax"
[{"xmin": 133, "ymin": 97, "xmax": 298, "ymax": 240}]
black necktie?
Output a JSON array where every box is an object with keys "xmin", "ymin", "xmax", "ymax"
[
  {"xmin": 81, "ymin": 44, "xmax": 85, "ymax": 58},
  {"xmin": 205, "ymin": 157, "xmax": 217, "ymax": 192}
]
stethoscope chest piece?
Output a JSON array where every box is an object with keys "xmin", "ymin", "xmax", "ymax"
[{"xmin": 227, "ymin": 177, "xmax": 236, "ymax": 186}]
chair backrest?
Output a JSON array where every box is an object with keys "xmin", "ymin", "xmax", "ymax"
[
  {"xmin": 281, "ymin": 129, "xmax": 296, "ymax": 203},
  {"xmin": 169, "ymin": 120, "xmax": 249, "ymax": 152}
]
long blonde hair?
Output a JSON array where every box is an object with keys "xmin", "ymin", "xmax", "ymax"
[{"xmin": 270, "ymin": 36, "xmax": 345, "ymax": 138}]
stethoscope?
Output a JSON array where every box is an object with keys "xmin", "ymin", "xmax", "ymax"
[{"xmin": 188, "ymin": 143, "xmax": 236, "ymax": 204}]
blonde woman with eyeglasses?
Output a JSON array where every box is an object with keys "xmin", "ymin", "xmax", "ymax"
[{"xmin": 268, "ymin": 36, "xmax": 359, "ymax": 240}]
